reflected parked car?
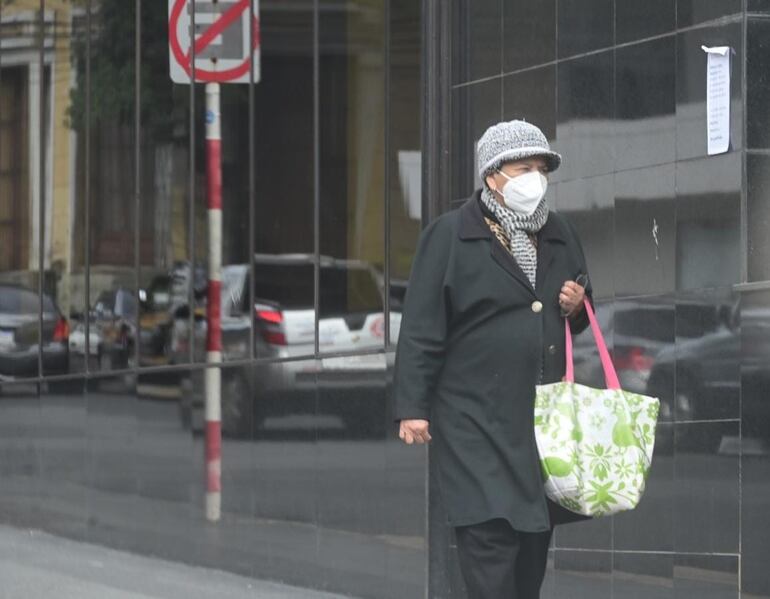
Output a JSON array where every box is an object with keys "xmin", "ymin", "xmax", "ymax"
[
  {"xmin": 572, "ymin": 300, "xmax": 673, "ymax": 397},
  {"xmin": 138, "ymin": 262, "xmax": 207, "ymax": 367},
  {"xmin": 645, "ymin": 299, "xmax": 740, "ymax": 425},
  {"xmin": 180, "ymin": 254, "xmax": 398, "ymax": 437},
  {"xmin": 0, "ymin": 284, "xmax": 69, "ymax": 382},
  {"xmin": 69, "ymin": 287, "xmax": 137, "ymax": 370}
]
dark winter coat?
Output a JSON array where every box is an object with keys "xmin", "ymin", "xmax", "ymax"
[{"xmin": 392, "ymin": 191, "xmax": 593, "ymax": 531}]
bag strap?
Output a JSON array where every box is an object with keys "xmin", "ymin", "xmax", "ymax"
[{"xmin": 564, "ymin": 300, "xmax": 621, "ymax": 390}]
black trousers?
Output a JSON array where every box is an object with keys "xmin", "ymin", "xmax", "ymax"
[{"xmin": 455, "ymin": 519, "xmax": 553, "ymax": 599}]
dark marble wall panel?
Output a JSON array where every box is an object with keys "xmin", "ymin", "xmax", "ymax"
[
  {"xmin": 502, "ymin": 66, "xmax": 556, "ymax": 140},
  {"xmin": 550, "ymin": 550, "xmax": 612, "ymax": 599},
  {"xmin": 673, "ymin": 421, "xmax": 739, "ymax": 554},
  {"xmin": 677, "ymin": 1, "xmax": 743, "ymax": 27},
  {"xmin": 503, "ymin": 0, "xmax": 555, "ymax": 72},
  {"xmin": 316, "ymin": 356, "xmax": 388, "ymax": 595},
  {"xmin": 613, "ymin": 553, "xmax": 674, "ymax": 599},
  {"xmin": 39, "ymin": 380, "xmax": 88, "ymax": 541},
  {"xmin": 557, "ymin": 0, "xmax": 613, "ymax": 59},
  {"xmin": 85, "ymin": 375, "xmax": 138, "ymax": 553},
  {"xmin": 451, "ymin": 79, "xmax": 503, "ymax": 201},
  {"xmin": 557, "ymin": 175, "xmax": 615, "ymax": 300},
  {"xmin": 674, "ymin": 555, "xmax": 739, "ymax": 598},
  {"xmin": 614, "ymin": 165, "xmax": 676, "ymax": 297},
  {"xmin": 616, "ymin": 0, "xmax": 675, "ymax": 44},
  {"xmin": 0, "ymin": 383, "xmax": 41, "ymax": 525},
  {"xmin": 614, "ymin": 296, "xmax": 675, "ymax": 418},
  {"xmin": 386, "ymin": 354, "xmax": 427, "ymax": 599},
  {"xmin": 747, "ymin": 18, "xmax": 770, "ymax": 149},
  {"xmin": 443, "ymin": 5, "xmax": 756, "ymax": 599},
  {"xmin": 740, "ymin": 288, "xmax": 770, "ymax": 598},
  {"xmin": 747, "ymin": 153, "xmax": 770, "ymax": 282},
  {"xmin": 615, "ymin": 38, "xmax": 676, "ymax": 172},
  {"xmin": 554, "ymin": 514, "xmax": 611, "ymax": 550},
  {"xmin": 748, "ymin": 0, "xmax": 770, "ymax": 12},
  {"xmin": 675, "ymin": 288, "xmax": 740, "ymax": 422},
  {"xmin": 452, "ymin": 0, "xmax": 502, "ymax": 85},
  {"xmin": 675, "ymin": 154, "xmax": 741, "ymax": 292},
  {"xmin": 556, "ymin": 51, "xmax": 614, "ymax": 182},
  {"xmin": 614, "ymin": 423, "xmax": 674, "ymax": 552}
]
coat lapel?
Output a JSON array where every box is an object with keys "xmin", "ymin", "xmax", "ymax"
[
  {"xmin": 491, "ymin": 239, "xmax": 536, "ymax": 295},
  {"xmin": 535, "ymin": 213, "xmax": 568, "ymax": 293},
  {"xmin": 458, "ymin": 192, "xmax": 537, "ymax": 297}
]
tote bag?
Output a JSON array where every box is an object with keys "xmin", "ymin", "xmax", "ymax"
[{"xmin": 534, "ymin": 300, "xmax": 660, "ymax": 517}]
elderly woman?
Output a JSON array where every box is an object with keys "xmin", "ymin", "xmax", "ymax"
[{"xmin": 392, "ymin": 120, "xmax": 592, "ymax": 598}]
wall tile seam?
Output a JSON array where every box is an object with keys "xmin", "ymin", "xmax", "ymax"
[
  {"xmin": 451, "ymin": 72, "xmax": 505, "ymax": 90},
  {"xmin": 452, "ymin": 13, "xmax": 744, "ymax": 90},
  {"xmin": 610, "ymin": 289, "xmax": 734, "ymax": 302},
  {"xmin": 556, "ymin": 152, "xmax": 746, "ymax": 188},
  {"xmin": 549, "ymin": 548, "xmax": 740, "ymax": 557},
  {"xmin": 6, "ymin": 347, "xmax": 395, "ymax": 384},
  {"xmin": 742, "ymin": 0, "xmax": 750, "ymax": 290},
  {"xmin": 734, "ymin": 280, "xmax": 770, "ymax": 291},
  {"xmin": 738, "ymin": 0, "xmax": 749, "ymax": 584},
  {"xmin": 498, "ymin": 0, "xmax": 504, "ymax": 82},
  {"xmin": 670, "ymin": 418, "xmax": 742, "ymax": 425}
]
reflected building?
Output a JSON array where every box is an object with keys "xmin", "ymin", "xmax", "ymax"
[{"xmin": 2, "ymin": 1, "xmax": 770, "ymax": 598}]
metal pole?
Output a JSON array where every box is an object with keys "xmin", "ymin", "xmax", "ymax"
[{"xmin": 204, "ymin": 81, "xmax": 222, "ymax": 522}]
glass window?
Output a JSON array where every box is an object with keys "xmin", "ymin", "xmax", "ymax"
[
  {"xmin": 318, "ymin": 0, "xmax": 387, "ymax": 353},
  {"xmin": 0, "ymin": 5, "xmax": 47, "ymax": 378},
  {"xmin": 250, "ymin": 2, "xmax": 315, "ymax": 359}
]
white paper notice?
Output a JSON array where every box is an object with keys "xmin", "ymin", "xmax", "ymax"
[{"xmin": 702, "ymin": 45, "xmax": 731, "ymax": 155}]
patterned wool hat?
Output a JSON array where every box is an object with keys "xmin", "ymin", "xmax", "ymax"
[{"xmin": 476, "ymin": 120, "xmax": 561, "ymax": 179}]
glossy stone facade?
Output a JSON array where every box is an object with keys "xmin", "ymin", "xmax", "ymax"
[
  {"xmin": 442, "ymin": 3, "xmax": 770, "ymax": 598},
  {"xmin": 0, "ymin": 1, "xmax": 425, "ymax": 598}
]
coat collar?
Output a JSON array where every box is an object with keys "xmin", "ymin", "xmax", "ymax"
[
  {"xmin": 458, "ymin": 190, "xmax": 569, "ymax": 244},
  {"xmin": 458, "ymin": 191, "xmax": 568, "ymax": 294}
]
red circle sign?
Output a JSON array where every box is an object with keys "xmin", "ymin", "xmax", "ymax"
[{"xmin": 169, "ymin": 0, "xmax": 260, "ymax": 83}]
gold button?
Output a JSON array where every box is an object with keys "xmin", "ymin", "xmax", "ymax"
[{"xmin": 531, "ymin": 301, "xmax": 543, "ymax": 313}]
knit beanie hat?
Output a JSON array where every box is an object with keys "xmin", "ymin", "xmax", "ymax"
[{"xmin": 476, "ymin": 120, "xmax": 561, "ymax": 180}]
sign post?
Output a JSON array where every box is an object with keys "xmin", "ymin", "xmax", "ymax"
[
  {"xmin": 168, "ymin": 0, "xmax": 260, "ymax": 523},
  {"xmin": 204, "ymin": 82, "xmax": 223, "ymax": 523}
]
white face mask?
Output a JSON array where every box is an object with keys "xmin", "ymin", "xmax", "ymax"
[{"xmin": 493, "ymin": 170, "xmax": 548, "ymax": 216}]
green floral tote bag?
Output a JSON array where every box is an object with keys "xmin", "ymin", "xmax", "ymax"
[{"xmin": 534, "ymin": 300, "xmax": 660, "ymax": 517}]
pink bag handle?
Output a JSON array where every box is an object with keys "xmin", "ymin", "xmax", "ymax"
[{"xmin": 564, "ymin": 300, "xmax": 620, "ymax": 390}]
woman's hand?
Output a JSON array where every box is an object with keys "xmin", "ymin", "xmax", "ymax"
[
  {"xmin": 559, "ymin": 280, "xmax": 586, "ymax": 318},
  {"xmin": 399, "ymin": 419, "xmax": 431, "ymax": 444}
]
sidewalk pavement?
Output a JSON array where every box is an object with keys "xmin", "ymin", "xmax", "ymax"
[{"xmin": 0, "ymin": 524, "xmax": 349, "ymax": 599}]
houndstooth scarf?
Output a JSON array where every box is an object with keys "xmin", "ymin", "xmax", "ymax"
[{"xmin": 480, "ymin": 187, "xmax": 549, "ymax": 288}]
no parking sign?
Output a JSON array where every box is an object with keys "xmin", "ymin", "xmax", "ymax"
[
  {"xmin": 168, "ymin": 0, "xmax": 261, "ymax": 523},
  {"xmin": 168, "ymin": 0, "xmax": 260, "ymax": 84}
]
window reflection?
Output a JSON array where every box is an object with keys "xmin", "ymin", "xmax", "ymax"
[
  {"xmin": 319, "ymin": 0, "xmax": 386, "ymax": 351},
  {"xmin": 0, "ymin": 5, "xmax": 50, "ymax": 379},
  {"xmin": 388, "ymin": 0, "xmax": 422, "ymax": 346}
]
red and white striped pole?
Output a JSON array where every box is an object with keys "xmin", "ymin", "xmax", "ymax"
[{"xmin": 205, "ymin": 81, "xmax": 222, "ymax": 522}]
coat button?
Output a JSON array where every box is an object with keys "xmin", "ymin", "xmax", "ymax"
[
  {"xmin": 548, "ymin": 344, "xmax": 557, "ymax": 355},
  {"xmin": 531, "ymin": 301, "xmax": 543, "ymax": 313}
]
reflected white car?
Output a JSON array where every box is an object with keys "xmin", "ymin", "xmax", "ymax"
[{"xmin": 180, "ymin": 254, "xmax": 400, "ymax": 437}]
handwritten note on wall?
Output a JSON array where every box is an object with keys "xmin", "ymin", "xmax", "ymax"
[{"xmin": 702, "ymin": 45, "xmax": 731, "ymax": 156}]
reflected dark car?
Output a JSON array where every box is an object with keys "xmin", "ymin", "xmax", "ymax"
[
  {"xmin": 740, "ymin": 306, "xmax": 770, "ymax": 446},
  {"xmin": 643, "ymin": 299, "xmax": 770, "ymax": 452},
  {"xmin": 180, "ymin": 254, "xmax": 394, "ymax": 438},
  {"xmin": 69, "ymin": 287, "xmax": 137, "ymax": 370},
  {"xmin": 572, "ymin": 300, "xmax": 672, "ymax": 398},
  {"xmin": 138, "ymin": 262, "xmax": 206, "ymax": 367},
  {"xmin": 0, "ymin": 284, "xmax": 69, "ymax": 381},
  {"xmin": 645, "ymin": 300, "xmax": 740, "ymax": 424}
]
